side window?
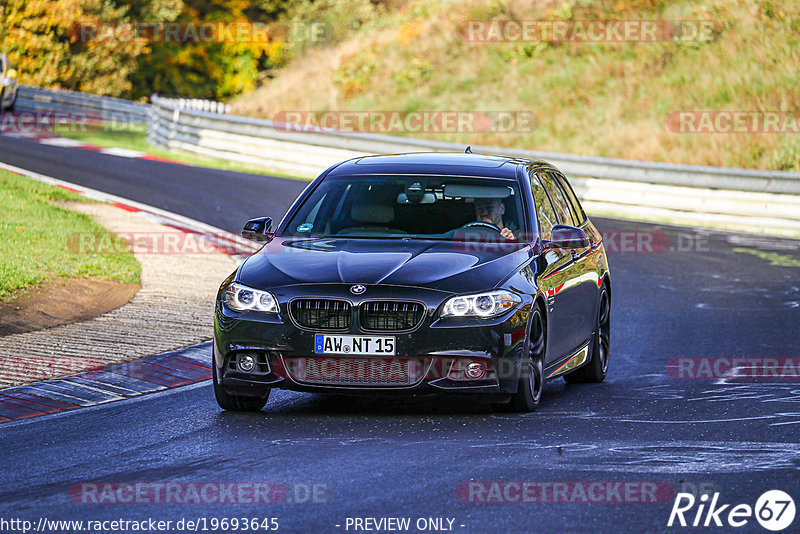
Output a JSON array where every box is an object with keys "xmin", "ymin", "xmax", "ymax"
[
  {"xmin": 554, "ymin": 172, "xmax": 585, "ymax": 225},
  {"xmin": 530, "ymin": 172, "xmax": 557, "ymax": 240},
  {"xmin": 537, "ymin": 171, "xmax": 575, "ymax": 225}
]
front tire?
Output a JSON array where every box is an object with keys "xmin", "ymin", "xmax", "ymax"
[
  {"xmin": 497, "ymin": 307, "xmax": 545, "ymax": 412},
  {"xmin": 213, "ymin": 363, "xmax": 270, "ymax": 411},
  {"xmin": 564, "ymin": 285, "xmax": 610, "ymax": 383}
]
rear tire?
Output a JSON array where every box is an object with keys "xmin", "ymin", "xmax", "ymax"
[
  {"xmin": 564, "ymin": 286, "xmax": 610, "ymax": 383},
  {"xmin": 213, "ymin": 363, "xmax": 269, "ymax": 411},
  {"xmin": 495, "ymin": 307, "xmax": 545, "ymax": 412}
]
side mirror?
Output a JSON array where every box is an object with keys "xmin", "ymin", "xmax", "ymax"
[
  {"xmin": 6, "ymin": 69, "xmax": 17, "ymax": 79},
  {"xmin": 546, "ymin": 224, "xmax": 589, "ymax": 250},
  {"xmin": 241, "ymin": 217, "xmax": 273, "ymax": 242}
]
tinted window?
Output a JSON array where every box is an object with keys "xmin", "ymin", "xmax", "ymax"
[
  {"xmin": 537, "ymin": 171, "xmax": 575, "ymax": 225},
  {"xmin": 530, "ymin": 173, "xmax": 557, "ymax": 240},
  {"xmin": 281, "ymin": 175, "xmax": 524, "ymax": 240},
  {"xmin": 554, "ymin": 172, "xmax": 585, "ymax": 225}
]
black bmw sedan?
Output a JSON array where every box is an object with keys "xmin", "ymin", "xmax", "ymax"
[{"xmin": 213, "ymin": 152, "xmax": 611, "ymax": 412}]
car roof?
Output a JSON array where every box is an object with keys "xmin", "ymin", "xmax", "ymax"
[{"xmin": 326, "ymin": 152, "xmax": 557, "ymax": 180}]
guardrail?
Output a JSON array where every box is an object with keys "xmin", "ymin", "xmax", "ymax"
[
  {"xmin": 147, "ymin": 94, "xmax": 800, "ymax": 237},
  {"xmin": 16, "ymin": 86, "xmax": 151, "ymax": 125},
  {"xmin": 11, "ymin": 86, "xmax": 800, "ymax": 237},
  {"xmin": 153, "ymin": 96, "xmax": 231, "ymax": 114}
]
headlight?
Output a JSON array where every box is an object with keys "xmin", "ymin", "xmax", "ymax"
[
  {"xmin": 440, "ymin": 290, "xmax": 520, "ymax": 318},
  {"xmin": 223, "ymin": 282, "xmax": 278, "ymax": 313}
]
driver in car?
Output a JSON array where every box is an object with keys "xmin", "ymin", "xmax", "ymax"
[{"xmin": 474, "ymin": 197, "xmax": 516, "ymax": 240}]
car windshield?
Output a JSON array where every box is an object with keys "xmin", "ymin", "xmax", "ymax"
[{"xmin": 280, "ymin": 175, "xmax": 525, "ymax": 241}]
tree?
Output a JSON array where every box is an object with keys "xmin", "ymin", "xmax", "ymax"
[
  {"xmin": 123, "ymin": 0, "xmax": 289, "ymax": 100},
  {"xmin": 0, "ymin": 0, "xmax": 290, "ymax": 100},
  {"xmin": 0, "ymin": 0, "xmax": 146, "ymax": 96}
]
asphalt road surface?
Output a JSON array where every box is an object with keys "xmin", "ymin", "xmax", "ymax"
[{"xmin": 1, "ymin": 134, "xmax": 799, "ymax": 533}]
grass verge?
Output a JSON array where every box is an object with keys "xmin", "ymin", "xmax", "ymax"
[
  {"xmin": 733, "ymin": 248, "xmax": 800, "ymax": 267},
  {"xmin": 0, "ymin": 169, "xmax": 141, "ymax": 301},
  {"xmin": 59, "ymin": 125, "xmax": 311, "ymax": 181},
  {"xmin": 233, "ymin": 0, "xmax": 800, "ymax": 172}
]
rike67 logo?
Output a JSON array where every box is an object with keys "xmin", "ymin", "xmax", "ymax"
[{"xmin": 668, "ymin": 490, "xmax": 795, "ymax": 531}]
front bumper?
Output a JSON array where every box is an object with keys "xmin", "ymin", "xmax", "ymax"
[{"xmin": 213, "ymin": 284, "xmax": 532, "ymax": 399}]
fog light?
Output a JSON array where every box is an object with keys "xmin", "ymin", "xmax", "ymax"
[
  {"xmin": 465, "ymin": 361, "xmax": 487, "ymax": 380},
  {"xmin": 447, "ymin": 358, "xmax": 490, "ymax": 381},
  {"xmin": 237, "ymin": 354, "xmax": 256, "ymax": 372}
]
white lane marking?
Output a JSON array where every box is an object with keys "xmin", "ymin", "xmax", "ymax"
[
  {"xmin": 0, "ymin": 160, "xmax": 258, "ymax": 254},
  {"xmin": 613, "ymin": 415, "xmax": 776, "ymax": 424},
  {"xmin": 24, "ymin": 384, "xmax": 102, "ymax": 404},
  {"xmin": 99, "ymin": 147, "xmax": 146, "ymax": 158},
  {"xmin": 0, "ymin": 131, "xmax": 47, "ymax": 139},
  {"xmin": 60, "ymin": 377, "xmax": 140, "ymax": 396},
  {"xmin": 37, "ymin": 137, "xmax": 88, "ymax": 148}
]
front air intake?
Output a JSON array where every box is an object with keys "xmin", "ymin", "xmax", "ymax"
[
  {"xmin": 360, "ymin": 301, "xmax": 425, "ymax": 332},
  {"xmin": 290, "ymin": 299, "xmax": 352, "ymax": 330}
]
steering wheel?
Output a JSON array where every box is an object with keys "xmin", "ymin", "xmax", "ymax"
[{"xmin": 460, "ymin": 221, "xmax": 503, "ymax": 233}]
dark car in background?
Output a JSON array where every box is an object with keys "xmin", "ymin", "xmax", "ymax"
[
  {"xmin": 213, "ymin": 152, "xmax": 611, "ymax": 412},
  {"xmin": 0, "ymin": 54, "xmax": 18, "ymax": 111}
]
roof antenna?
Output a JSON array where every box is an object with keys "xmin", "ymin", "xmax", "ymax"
[{"xmin": 465, "ymin": 146, "xmax": 472, "ymax": 153}]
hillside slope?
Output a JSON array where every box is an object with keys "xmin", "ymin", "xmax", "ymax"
[{"xmin": 233, "ymin": 0, "xmax": 800, "ymax": 171}]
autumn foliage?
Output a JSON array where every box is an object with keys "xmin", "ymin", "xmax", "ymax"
[{"xmin": 0, "ymin": 0, "xmax": 288, "ymax": 100}]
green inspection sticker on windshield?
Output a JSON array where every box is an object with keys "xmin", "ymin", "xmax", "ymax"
[{"xmin": 297, "ymin": 223, "xmax": 313, "ymax": 233}]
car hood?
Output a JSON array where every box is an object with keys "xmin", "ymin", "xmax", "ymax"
[{"xmin": 237, "ymin": 237, "xmax": 531, "ymax": 293}]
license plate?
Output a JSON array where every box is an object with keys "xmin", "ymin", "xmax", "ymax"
[{"xmin": 314, "ymin": 334, "xmax": 395, "ymax": 355}]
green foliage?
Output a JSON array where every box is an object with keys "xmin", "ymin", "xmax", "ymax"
[
  {"xmin": 0, "ymin": 0, "xmax": 146, "ymax": 96},
  {"xmin": 123, "ymin": 0, "xmax": 289, "ymax": 100},
  {"xmin": 392, "ymin": 57, "xmax": 431, "ymax": 91},
  {"xmin": 281, "ymin": 0, "xmax": 393, "ymax": 49},
  {"xmin": 770, "ymin": 143, "xmax": 800, "ymax": 172},
  {"xmin": 333, "ymin": 47, "xmax": 381, "ymax": 98},
  {"xmin": 0, "ymin": 0, "xmax": 290, "ymax": 100}
]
